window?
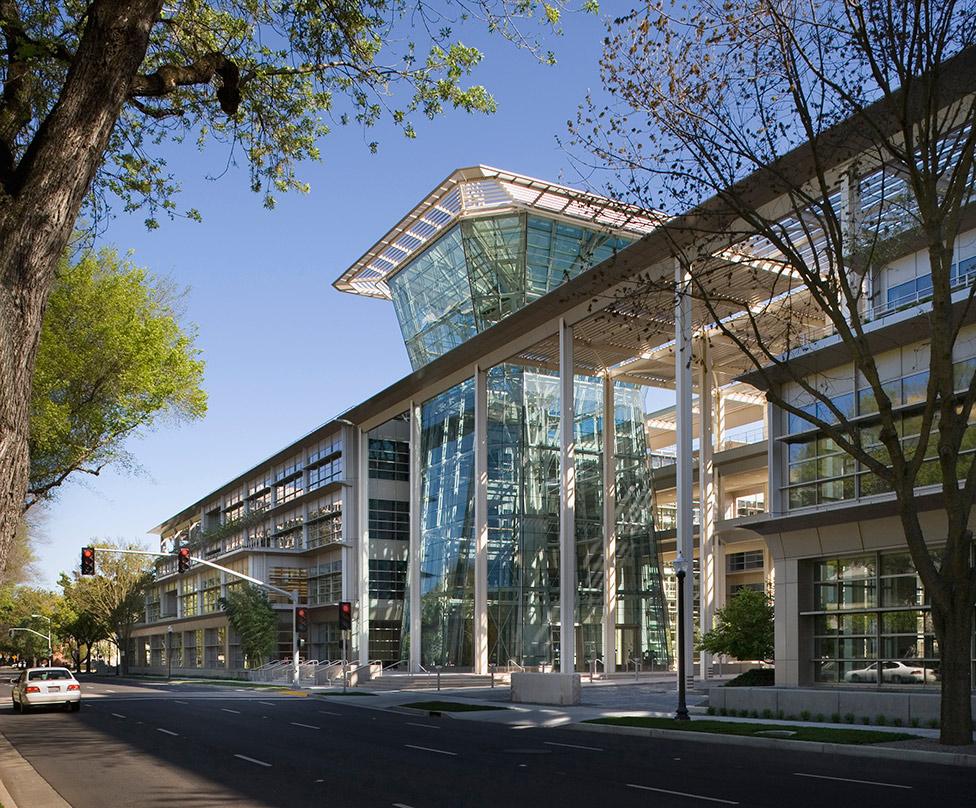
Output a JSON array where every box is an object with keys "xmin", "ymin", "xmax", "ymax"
[
  {"xmin": 727, "ymin": 550, "xmax": 764, "ymax": 573},
  {"xmin": 729, "ymin": 582, "xmax": 765, "ymax": 596},
  {"xmin": 369, "ymin": 621, "xmax": 403, "ymax": 662},
  {"xmin": 734, "ymin": 493, "xmax": 765, "ymax": 518},
  {"xmin": 308, "ymin": 456, "xmax": 343, "ymax": 491},
  {"xmin": 369, "ymin": 499, "xmax": 409, "ymax": 541},
  {"xmin": 308, "ymin": 559, "xmax": 343, "ymax": 605},
  {"xmin": 369, "ymin": 439, "xmax": 409, "ymax": 480},
  {"xmin": 369, "ymin": 559, "xmax": 407, "ymax": 599}
]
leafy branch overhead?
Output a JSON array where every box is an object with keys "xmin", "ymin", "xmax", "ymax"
[{"xmin": 0, "ymin": 0, "xmax": 581, "ymax": 227}]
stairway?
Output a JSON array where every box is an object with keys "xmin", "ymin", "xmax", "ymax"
[{"xmin": 363, "ymin": 672, "xmax": 507, "ymax": 691}]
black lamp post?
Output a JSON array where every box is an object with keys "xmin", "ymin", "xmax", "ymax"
[
  {"xmin": 167, "ymin": 625, "xmax": 173, "ymax": 681},
  {"xmin": 673, "ymin": 552, "xmax": 690, "ymax": 721}
]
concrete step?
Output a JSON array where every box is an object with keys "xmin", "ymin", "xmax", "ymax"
[{"xmin": 364, "ymin": 673, "xmax": 507, "ymax": 691}]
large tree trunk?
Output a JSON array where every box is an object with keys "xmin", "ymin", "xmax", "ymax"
[
  {"xmin": 0, "ymin": 0, "xmax": 163, "ymax": 575},
  {"xmin": 933, "ymin": 595, "xmax": 975, "ymax": 745}
]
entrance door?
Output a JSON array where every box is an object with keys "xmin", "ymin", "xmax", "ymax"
[{"xmin": 616, "ymin": 625, "xmax": 639, "ymax": 669}]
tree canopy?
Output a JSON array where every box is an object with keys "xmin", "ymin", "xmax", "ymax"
[
  {"xmin": 27, "ymin": 248, "xmax": 206, "ymax": 509},
  {"xmin": 698, "ymin": 588, "xmax": 774, "ymax": 664},
  {"xmin": 219, "ymin": 584, "xmax": 278, "ymax": 668}
]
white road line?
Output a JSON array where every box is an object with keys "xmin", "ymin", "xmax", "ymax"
[
  {"xmin": 392, "ymin": 804, "xmax": 415, "ymax": 808},
  {"xmin": 793, "ymin": 773, "xmax": 912, "ymax": 790},
  {"xmin": 104, "ymin": 689, "xmax": 115, "ymax": 693},
  {"xmin": 627, "ymin": 784, "xmax": 739, "ymax": 804},
  {"xmin": 406, "ymin": 722, "xmax": 440, "ymax": 730},
  {"xmin": 510, "ymin": 725, "xmax": 534, "ymax": 730},
  {"xmin": 174, "ymin": 700, "xmax": 188, "ymax": 705},
  {"xmin": 544, "ymin": 741, "xmax": 603, "ymax": 752},
  {"xmin": 258, "ymin": 701, "xmax": 275, "ymax": 706},
  {"xmin": 111, "ymin": 713, "xmax": 126, "ymax": 719},
  {"xmin": 234, "ymin": 754, "xmax": 271, "ymax": 767},
  {"xmin": 405, "ymin": 744, "xmax": 457, "ymax": 757},
  {"xmin": 156, "ymin": 728, "xmax": 179, "ymax": 736},
  {"xmin": 290, "ymin": 722, "xmax": 320, "ymax": 730},
  {"xmin": 221, "ymin": 708, "xmax": 241, "ymax": 714},
  {"xmin": 318, "ymin": 710, "xmax": 341, "ymax": 716}
]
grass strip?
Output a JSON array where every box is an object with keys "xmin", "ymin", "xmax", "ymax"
[
  {"xmin": 402, "ymin": 700, "xmax": 506, "ymax": 712},
  {"xmin": 316, "ymin": 690, "xmax": 376, "ymax": 696},
  {"xmin": 586, "ymin": 717, "xmax": 915, "ymax": 745}
]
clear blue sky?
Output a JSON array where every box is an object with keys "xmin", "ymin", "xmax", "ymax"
[{"xmin": 32, "ymin": 2, "xmax": 672, "ymax": 586}]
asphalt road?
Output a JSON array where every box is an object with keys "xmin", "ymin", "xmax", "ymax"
[{"xmin": 0, "ymin": 672, "xmax": 971, "ymax": 808}]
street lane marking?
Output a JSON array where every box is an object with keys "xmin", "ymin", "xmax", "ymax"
[
  {"xmin": 234, "ymin": 754, "xmax": 271, "ymax": 767},
  {"xmin": 627, "ymin": 784, "xmax": 738, "ymax": 804},
  {"xmin": 111, "ymin": 713, "xmax": 126, "ymax": 719},
  {"xmin": 392, "ymin": 804, "xmax": 415, "ymax": 808},
  {"xmin": 405, "ymin": 744, "xmax": 457, "ymax": 756},
  {"xmin": 156, "ymin": 728, "xmax": 179, "ymax": 736},
  {"xmin": 319, "ymin": 710, "xmax": 341, "ymax": 716},
  {"xmin": 290, "ymin": 722, "xmax": 320, "ymax": 730},
  {"xmin": 174, "ymin": 700, "xmax": 188, "ymax": 704},
  {"xmin": 793, "ymin": 773, "xmax": 912, "ymax": 790},
  {"xmin": 221, "ymin": 708, "xmax": 241, "ymax": 714},
  {"xmin": 544, "ymin": 741, "xmax": 602, "ymax": 752},
  {"xmin": 258, "ymin": 701, "xmax": 275, "ymax": 706},
  {"xmin": 406, "ymin": 722, "xmax": 440, "ymax": 729}
]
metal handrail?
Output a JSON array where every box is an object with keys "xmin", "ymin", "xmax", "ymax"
[
  {"xmin": 381, "ymin": 659, "xmax": 409, "ymax": 672},
  {"xmin": 507, "ymin": 659, "xmax": 525, "ymax": 672}
]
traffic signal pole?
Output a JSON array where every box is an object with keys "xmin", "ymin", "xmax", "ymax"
[{"xmin": 92, "ymin": 547, "xmax": 302, "ymax": 687}]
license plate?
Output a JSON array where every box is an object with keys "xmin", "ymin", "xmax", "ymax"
[{"xmin": 48, "ymin": 686, "xmax": 60, "ymax": 692}]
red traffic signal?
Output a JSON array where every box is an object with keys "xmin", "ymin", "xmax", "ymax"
[
  {"xmin": 296, "ymin": 607, "xmax": 308, "ymax": 634},
  {"xmin": 81, "ymin": 547, "xmax": 95, "ymax": 575},
  {"xmin": 177, "ymin": 546, "xmax": 191, "ymax": 573},
  {"xmin": 338, "ymin": 601, "xmax": 352, "ymax": 631}
]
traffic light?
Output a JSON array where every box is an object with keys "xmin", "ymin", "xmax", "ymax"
[
  {"xmin": 81, "ymin": 547, "xmax": 95, "ymax": 575},
  {"xmin": 177, "ymin": 546, "xmax": 191, "ymax": 573},
  {"xmin": 338, "ymin": 601, "xmax": 352, "ymax": 631},
  {"xmin": 296, "ymin": 607, "xmax": 308, "ymax": 634}
]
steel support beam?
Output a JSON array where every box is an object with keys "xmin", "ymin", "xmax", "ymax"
[
  {"xmin": 559, "ymin": 319, "xmax": 577, "ymax": 675},
  {"xmin": 674, "ymin": 260, "xmax": 695, "ymax": 690},
  {"xmin": 601, "ymin": 373, "xmax": 617, "ymax": 674},
  {"xmin": 699, "ymin": 337, "xmax": 716, "ymax": 680},
  {"xmin": 409, "ymin": 401, "xmax": 422, "ymax": 673},
  {"xmin": 357, "ymin": 428, "xmax": 370, "ymax": 668},
  {"xmin": 473, "ymin": 366, "xmax": 489, "ymax": 675}
]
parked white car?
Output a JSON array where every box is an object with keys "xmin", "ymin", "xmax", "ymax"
[
  {"xmin": 844, "ymin": 660, "xmax": 937, "ymax": 684},
  {"xmin": 10, "ymin": 667, "xmax": 81, "ymax": 712}
]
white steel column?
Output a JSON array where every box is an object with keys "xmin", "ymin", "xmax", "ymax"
[
  {"xmin": 357, "ymin": 428, "xmax": 370, "ymax": 668},
  {"xmin": 674, "ymin": 259, "xmax": 695, "ymax": 689},
  {"xmin": 409, "ymin": 401, "xmax": 423, "ymax": 673},
  {"xmin": 602, "ymin": 373, "xmax": 617, "ymax": 674},
  {"xmin": 698, "ymin": 338, "xmax": 716, "ymax": 680},
  {"xmin": 473, "ymin": 366, "xmax": 489, "ymax": 675},
  {"xmin": 559, "ymin": 319, "xmax": 577, "ymax": 675}
]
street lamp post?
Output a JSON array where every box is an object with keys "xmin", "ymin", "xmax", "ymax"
[
  {"xmin": 30, "ymin": 615, "xmax": 53, "ymax": 666},
  {"xmin": 167, "ymin": 626, "xmax": 174, "ymax": 681},
  {"xmin": 673, "ymin": 553, "xmax": 690, "ymax": 721}
]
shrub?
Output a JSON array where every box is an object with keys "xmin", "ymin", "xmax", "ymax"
[
  {"xmin": 910, "ymin": 718, "xmax": 920, "ymax": 728},
  {"xmin": 706, "ymin": 706, "xmax": 716, "ymax": 716},
  {"xmin": 719, "ymin": 707, "xmax": 728, "ymax": 716},
  {"xmin": 844, "ymin": 713, "xmax": 856, "ymax": 724},
  {"xmin": 761, "ymin": 709, "xmax": 774, "ymax": 719},
  {"xmin": 815, "ymin": 713, "xmax": 825, "ymax": 723},
  {"xmin": 860, "ymin": 716, "xmax": 871, "ymax": 725},
  {"xmin": 699, "ymin": 589, "xmax": 774, "ymax": 663},
  {"xmin": 749, "ymin": 710, "xmax": 759, "ymax": 718},
  {"xmin": 875, "ymin": 714, "xmax": 887, "ymax": 726},
  {"xmin": 892, "ymin": 717, "xmax": 903, "ymax": 727},
  {"xmin": 799, "ymin": 710, "xmax": 811, "ymax": 721},
  {"xmin": 927, "ymin": 718, "xmax": 939, "ymax": 729},
  {"xmin": 830, "ymin": 712, "xmax": 841, "ymax": 723},
  {"xmin": 786, "ymin": 714, "xmax": 798, "ymax": 721},
  {"xmin": 723, "ymin": 668, "xmax": 775, "ymax": 688},
  {"xmin": 738, "ymin": 709, "xmax": 750, "ymax": 718},
  {"xmin": 776, "ymin": 710, "xmax": 785, "ymax": 720}
]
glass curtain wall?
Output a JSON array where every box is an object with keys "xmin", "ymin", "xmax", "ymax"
[{"xmin": 414, "ymin": 368, "xmax": 670, "ymax": 671}]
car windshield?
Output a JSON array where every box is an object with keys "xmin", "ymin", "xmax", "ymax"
[{"xmin": 27, "ymin": 669, "xmax": 72, "ymax": 681}]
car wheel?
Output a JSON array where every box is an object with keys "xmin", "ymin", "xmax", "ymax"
[{"xmin": 850, "ymin": 674, "xmax": 861, "ymax": 682}]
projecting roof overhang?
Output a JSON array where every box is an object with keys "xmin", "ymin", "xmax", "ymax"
[{"xmin": 332, "ymin": 165, "xmax": 664, "ymax": 299}]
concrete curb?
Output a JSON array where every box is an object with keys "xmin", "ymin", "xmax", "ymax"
[
  {"xmin": 568, "ymin": 721, "xmax": 976, "ymax": 768},
  {"xmin": 0, "ymin": 728, "xmax": 72, "ymax": 807}
]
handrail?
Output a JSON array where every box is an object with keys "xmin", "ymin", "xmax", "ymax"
[
  {"xmin": 507, "ymin": 659, "xmax": 525, "ymax": 672},
  {"xmin": 382, "ymin": 659, "xmax": 409, "ymax": 672},
  {"xmin": 417, "ymin": 663, "xmax": 431, "ymax": 675}
]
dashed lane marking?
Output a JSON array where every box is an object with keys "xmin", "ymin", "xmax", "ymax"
[
  {"xmin": 234, "ymin": 754, "xmax": 271, "ymax": 767},
  {"xmin": 406, "ymin": 722, "xmax": 440, "ymax": 730},
  {"xmin": 290, "ymin": 722, "xmax": 320, "ymax": 730},
  {"xmin": 258, "ymin": 701, "xmax": 275, "ymax": 706},
  {"xmin": 174, "ymin": 700, "xmax": 188, "ymax": 705},
  {"xmin": 111, "ymin": 713, "xmax": 126, "ymax": 719},
  {"xmin": 793, "ymin": 773, "xmax": 912, "ymax": 790},
  {"xmin": 626, "ymin": 784, "xmax": 738, "ymax": 804},
  {"xmin": 318, "ymin": 710, "xmax": 341, "ymax": 716},
  {"xmin": 156, "ymin": 728, "xmax": 179, "ymax": 737},
  {"xmin": 544, "ymin": 741, "xmax": 603, "ymax": 752},
  {"xmin": 405, "ymin": 744, "xmax": 457, "ymax": 757},
  {"xmin": 221, "ymin": 708, "xmax": 241, "ymax": 714}
]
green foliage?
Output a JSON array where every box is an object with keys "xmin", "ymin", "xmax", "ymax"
[
  {"xmin": 0, "ymin": 585, "xmax": 60, "ymax": 660},
  {"xmin": 722, "ymin": 667, "xmax": 775, "ymax": 688},
  {"xmin": 219, "ymin": 584, "xmax": 278, "ymax": 668},
  {"xmin": 59, "ymin": 541, "xmax": 153, "ymax": 673},
  {"xmin": 3, "ymin": 0, "xmax": 578, "ymax": 223},
  {"xmin": 28, "ymin": 248, "xmax": 206, "ymax": 508},
  {"xmin": 699, "ymin": 589, "xmax": 774, "ymax": 663}
]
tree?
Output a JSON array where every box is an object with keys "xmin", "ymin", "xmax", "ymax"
[
  {"xmin": 28, "ymin": 248, "xmax": 206, "ymax": 509},
  {"xmin": 0, "ymin": 0, "xmax": 573, "ymax": 578},
  {"xmin": 0, "ymin": 519, "xmax": 36, "ymax": 588},
  {"xmin": 54, "ymin": 600, "xmax": 109, "ymax": 673},
  {"xmin": 574, "ymin": 1, "xmax": 976, "ymax": 743},
  {"xmin": 219, "ymin": 584, "xmax": 277, "ymax": 668},
  {"xmin": 698, "ymin": 589, "xmax": 774, "ymax": 664},
  {"xmin": 0, "ymin": 585, "xmax": 59, "ymax": 664},
  {"xmin": 60, "ymin": 541, "xmax": 153, "ymax": 674}
]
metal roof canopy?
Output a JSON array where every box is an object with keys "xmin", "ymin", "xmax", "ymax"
[{"xmin": 332, "ymin": 165, "xmax": 664, "ymax": 299}]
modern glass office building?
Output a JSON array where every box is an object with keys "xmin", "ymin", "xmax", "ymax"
[{"xmin": 336, "ymin": 167, "xmax": 671, "ymax": 671}]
